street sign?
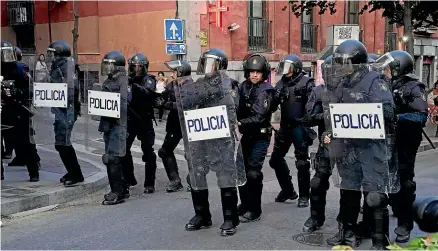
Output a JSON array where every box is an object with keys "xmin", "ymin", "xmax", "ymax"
[
  {"xmin": 164, "ymin": 19, "xmax": 184, "ymax": 42},
  {"xmin": 166, "ymin": 43, "xmax": 187, "ymax": 55}
]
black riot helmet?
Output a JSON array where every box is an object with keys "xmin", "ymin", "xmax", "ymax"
[
  {"xmin": 276, "ymin": 54, "xmax": 302, "ymax": 76},
  {"xmin": 196, "ymin": 48, "xmax": 228, "ymax": 75},
  {"xmin": 164, "ymin": 60, "xmax": 191, "ymax": 77},
  {"xmin": 321, "ymin": 55, "xmax": 333, "ymax": 82},
  {"xmin": 243, "ymin": 54, "xmax": 270, "ymax": 81},
  {"xmin": 128, "ymin": 53, "xmax": 149, "ymax": 78},
  {"xmin": 47, "ymin": 40, "xmax": 71, "ymax": 63},
  {"xmin": 332, "ymin": 40, "xmax": 368, "ymax": 77},
  {"xmin": 1, "ymin": 41, "xmax": 17, "ymax": 63},
  {"xmin": 101, "ymin": 51, "xmax": 126, "ymax": 77},
  {"xmin": 376, "ymin": 50, "xmax": 416, "ymax": 80},
  {"xmin": 14, "ymin": 47, "xmax": 22, "ymax": 61}
]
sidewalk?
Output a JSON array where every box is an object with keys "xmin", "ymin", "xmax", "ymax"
[{"xmin": 1, "ymin": 146, "xmax": 108, "ymax": 216}]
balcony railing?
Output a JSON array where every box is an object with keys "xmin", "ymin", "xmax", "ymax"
[
  {"xmin": 301, "ymin": 23, "xmax": 318, "ymax": 53},
  {"xmin": 248, "ymin": 18, "xmax": 271, "ymax": 52},
  {"xmin": 386, "ymin": 32, "xmax": 397, "ymax": 52},
  {"xmin": 7, "ymin": 1, "xmax": 35, "ymax": 26}
]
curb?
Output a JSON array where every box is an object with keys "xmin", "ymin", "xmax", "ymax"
[{"xmin": 1, "ymin": 146, "xmax": 108, "ymax": 216}]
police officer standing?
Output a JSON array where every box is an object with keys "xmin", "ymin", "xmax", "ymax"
[
  {"xmin": 236, "ymin": 54, "xmax": 275, "ymax": 222},
  {"xmin": 299, "ymin": 55, "xmax": 337, "ymax": 232},
  {"xmin": 122, "ymin": 53, "xmax": 158, "ymax": 194},
  {"xmin": 158, "ymin": 60, "xmax": 192, "ymax": 193},
  {"xmin": 46, "ymin": 40, "xmax": 84, "ymax": 186},
  {"xmin": 375, "ymin": 50, "xmax": 428, "ymax": 243},
  {"xmin": 99, "ymin": 51, "xmax": 129, "ymax": 205},
  {"xmin": 269, "ymin": 54, "xmax": 315, "ymax": 207},
  {"xmin": 324, "ymin": 40, "xmax": 396, "ymax": 249},
  {"xmin": 1, "ymin": 41, "xmax": 41, "ymax": 181}
]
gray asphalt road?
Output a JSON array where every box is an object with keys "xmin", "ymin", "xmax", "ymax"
[{"xmin": 2, "ymin": 130, "xmax": 437, "ymax": 251}]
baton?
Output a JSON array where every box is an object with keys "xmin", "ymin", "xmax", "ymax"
[{"xmin": 422, "ymin": 128, "xmax": 436, "ymax": 149}]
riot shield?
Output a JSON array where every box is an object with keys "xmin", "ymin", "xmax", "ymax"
[
  {"xmin": 30, "ymin": 56, "xmax": 83, "ymax": 148},
  {"xmin": 85, "ymin": 63, "xmax": 127, "ymax": 157},
  {"xmin": 175, "ymin": 71, "xmax": 246, "ymax": 190},
  {"xmin": 322, "ymin": 63, "xmax": 399, "ymax": 194}
]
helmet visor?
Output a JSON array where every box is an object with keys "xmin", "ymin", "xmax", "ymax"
[
  {"xmin": 128, "ymin": 63, "xmax": 145, "ymax": 77},
  {"xmin": 374, "ymin": 52, "xmax": 395, "ymax": 71},
  {"xmin": 196, "ymin": 56, "xmax": 218, "ymax": 75},
  {"xmin": 276, "ymin": 60, "xmax": 294, "ymax": 75},
  {"xmin": 46, "ymin": 48, "xmax": 56, "ymax": 63},
  {"xmin": 101, "ymin": 59, "xmax": 116, "ymax": 76},
  {"xmin": 164, "ymin": 60, "xmax": 182, "ymax": 71},
  {"xmin": 1, "ymin": 47, "xmax": 16, "ymax": 63}
]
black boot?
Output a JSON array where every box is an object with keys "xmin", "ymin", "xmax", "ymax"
[
  {"xmin": 102, "ymin": 192, "xmax": 125, "ymax": 205},
  {"xmin": 121, "ymin": 154, "xmax": 137, "ymax": 187},
  {"xmin": 238, "ymin": 185, "xmax": 249, "ymax": 217},
  {"xmin": 220, "ymin": 187, "xmax": 240, "ymax": 236},
  {"xmin": 166, "ymin": 179, "xmax": 183, "ymax": 192},
  {"xmin": 296, "ymin": 160, "xmax": 310, "ymax": 208},
  {"xmin": 370, "ymin": 208, "xmax": 389, "ymax": 250},
  {"xmin": 185, "ymin": 189, "xmax": 212, "ymax": 231},
  {"xmin": 27, "ymin": 162, "xmax": 39, "ymax": 182},
  {"xmin": 357, "ymin": 197, "xmax": 373, "ymax": 239},
  {"xmin": 160, "ymin": 147, "xmax": 183, "ymax": 193},
  {"xmin": 102, "ymin": 155, "xmax": 126, "ymax": 205},
  {"xmin": 274, "ymin": 168, "xmax": 298, "ymax": 202},
  {"xmin": 240, "ymin": 182, "xmax": 262, "ymax": 223},
  {"xmin": 303, "ymin": 217, "xmax": 323, "ymax": 233},
  {"xmin": 326, "ymin": 223, "xmax": 361, "ymax": 247},
  {"xmin": 144, "ymin": 152, "xmax": 157, "ymax": 193},
  {"xmin": 57, "ymin": 145, "xmax": 84, "ymax": 186}
]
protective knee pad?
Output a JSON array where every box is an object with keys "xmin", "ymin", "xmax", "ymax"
[
  {"xmin": 102, "ymin": 154, "xmax": 121, "ymax": 165},
  {"xmin": 296, "ymin": 160, "xmax": 310, "ymax": 171},
  {"xmin": 157, "ymin": 147, "xmax": 170, "ymax": 159},
  {"xmin": 221, "ymin": 187, "xmax": 237, "ymax": 197},
  {"xmin": 142, "ymin": 151, "xmax": 157, "ymax": 163},
  {"xmin": 247, "ymin": 170, "xmax": 263, "ymax": 184},
  {"xmin": 310, "ymin": 175, "xmax": 330, "ymax": 191},
  {"xmin": 365, "ymin": 192, "xmax": 388, "ymax": 209}
]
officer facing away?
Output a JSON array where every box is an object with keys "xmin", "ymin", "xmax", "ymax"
[
  {"xmin": 47, "ymin": 40, "xmax": 84, "ymax": 186},
  {"xmin": 158, "ymin": 60, "xmax": 192, "ymax": 192},
  {"xmin": 99, "ymin": 51, "xmax": 129, "ymax": 205},
  {"xmin": 236, "ymin": 54, "xmax": 275, "ymax": 223},
  {"xmin": 122, "ymin": 53, "xmax": 158, "ymax": 194},
  {"xmin": 298, "ymin": 55, "xmax": 338, "ymax": 233},
  {"xmin": 375, "ymin": 50, "xmax": 428, "ymax": 243},
  {"xmin": 269, "ymin": 54, "xmax": 316, "ymax": 207},
  {"xmin": 1, "ymin": 41, "xmax": 41, "ymax": 181}
]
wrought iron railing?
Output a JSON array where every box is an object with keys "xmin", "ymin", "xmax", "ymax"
[
  {"xmin": 386, "ymin": 32, "xmax": 398, "ymax": 52},
  {"xmin": 7, "ymin": 1, "xmax": 35, "ymax": 26},
  {"xmin": 301, "ymin": 23, "xmax": 318, "ymax": 53},
  {"xmin": 248, "ymin": 18, "xmax": 271, "ymax": 52}
]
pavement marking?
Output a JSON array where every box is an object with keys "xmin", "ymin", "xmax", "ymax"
[{"xmin": 9, "ymin": 204, "xmax": 60, "ymax": 219}]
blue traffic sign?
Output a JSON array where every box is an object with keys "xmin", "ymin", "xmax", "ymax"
[
  {"xmin": 164, "ymin": 19, "xmax": 184, "ymax": 42},
  {"xmin": 166, "ymin": 43, "xmax": 186, "ymax": 55}
]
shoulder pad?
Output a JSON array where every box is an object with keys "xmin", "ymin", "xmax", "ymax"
[
  {"xmin": 300, "ymin": 75, "xmax": 314, "ymax": 83},
  {"xmin": 259, "ymin": 82, "xmax": 274, "ymax": 92},
  {"xmin": 406, "ymin": 80, "xmax": 426, "ymax": 90}
]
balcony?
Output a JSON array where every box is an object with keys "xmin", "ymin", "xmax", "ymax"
[
  {"xmin": 248, "ymin": 18, "xmax": 271, "ymax": 52},
  {"xmin": 7, "ymin": 1, "xmax": 35, "ymax": 27},
  {"xmin": 301, "ymin": 23, "xmax": 318, "ymax": 53},
  {"xmin": 386, "ymin": 32, "xmax": 397, "ymax": 52}
]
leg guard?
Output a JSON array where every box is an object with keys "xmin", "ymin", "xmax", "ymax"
[
  {"xmin": 309, "ymin": 172, "xmax": 330, "ymax": 224},
  {"xmin": 296, "ymin": 160, "xmax": 311, "ymax": 199},
  {"xmin": 103, "ymin": 154, "xmax": 124, "ymax": 194},
  {"xmin": 143, "ymin": 151, "xmax": 157, "ymax": 189},
  {"xmin": 220, "ymin": 187, "xmax": 239, "ymax": 236},
  {"xmin": 185, "ymin": 189, "xmax": 212, "ymax": 231},
  {"xmin": 158, "ymin": 147, "xmax": 180, "ymax": 182}
]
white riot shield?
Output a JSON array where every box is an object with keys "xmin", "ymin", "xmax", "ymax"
[
  {"xmin": 323, "ymin": 63, "xmax": 399, "ymax": 193},
  {"xmin": 175, "ymin": 71, "xmax": 246, "ymax": 190},
  {"xmin": 85, "ymin": 63, "xmax": 127, "ymax": 157},
  {"xmin": 30, "ymin": 56, "xmax": 83, "ymax": 148}
]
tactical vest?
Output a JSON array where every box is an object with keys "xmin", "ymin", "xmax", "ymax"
[{"xmin": 281, "ymin": 75, "xmax": 312, "ymax": 125}]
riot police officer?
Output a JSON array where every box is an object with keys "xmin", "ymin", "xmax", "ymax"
[
  {"xmin": 122, "ymin": 53, "xmax": 158, "ymax": 194},
  {"xmin": 99, "ymin": 51, "xmax": 129, "ymax": 205},
  {"xmin": 299, "ymin": 55, "xmax": 337, "ymax": 232},
  {"xmin": 158, "ymin": 60, "xmax": 192, "ymax": 192},
  {"xmin": 269, "ymin": 54, "xmax": 315, "ymax": 207},
  {"xmin": 376, "ymin": 50, "xmax": 428, "ymax": 243},
  {"xmin": 47, "ymin": 40, "xmax": 84, "ymax": 186},
  {"xmin": 1, "ymin": 41, "xmax": 40, "ymax": 181},
  {"xmin": 236, "ymin": 54, "xmax": 275, "ymax": 222},
  {"xmin": 183, "ymin": 48, "xmax": 241, "ymax": 236},
  {"xmin": 325, "ymin": 40, "xmax": 396, "ymax": 249}
]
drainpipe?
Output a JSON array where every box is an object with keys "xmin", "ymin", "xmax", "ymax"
[
  {"xmin": 48, "ymin": 1, "xmax": 52, "ymax": 43},
  {"xmin": 287, "ymin": 2, "xmax": 291, "ymax": 54}
]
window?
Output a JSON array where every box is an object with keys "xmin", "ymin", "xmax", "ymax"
[
  {"xmin": 301, "ymin": 11, "xmax": 317, "ymax": 53},
  {"xmin": 15, "ymin": 25, "xmax": 35, "ymax": 53},
  {"xmin": 248, "ymin": 0, "xmax": 270, "ymax": 52},
  {"xmin": 346, "ymin": 1, "xmax": 359, "ymax": 24}
]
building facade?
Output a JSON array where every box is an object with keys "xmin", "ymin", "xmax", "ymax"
[{"xmin": 2, "ymin": 0, "xmax": 437, "ymax": 87}]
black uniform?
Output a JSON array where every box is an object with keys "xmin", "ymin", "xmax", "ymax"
[
  {"xmin": 99, "ymin": 51, "xmax": 129, "ymax": 205},
  {"xmin": 269, "ymin": 54, "xmax": 315, "ymax": 207},
  {"xmin": 1, "ymin": 41, "xmax": 40, "ymax": 181},
  {"xmin": 122, "ymin": 53, "xmax": 158, "ymax": 194},
  {"xmin": 299, "ymin": 55, "xmax": 337, "ymax": 233},
  {"xmin": 159, "ymin": 60, "xmax": 193, "ymax": 192},
  {"xmin": 47, "ymin": 41, "xmax": 84, "ymax": 186},
  {"xmin": 236, "ymin": 54, "xmax": 275, "ymax": 222},
  {"xmin": 376, "ymin": 50, "xmax": 428, "ymax": 243}
]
